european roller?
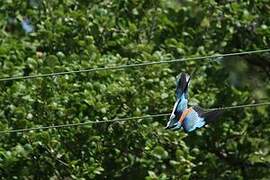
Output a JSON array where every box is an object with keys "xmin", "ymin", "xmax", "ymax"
[{"xmin": 166, "ymin": 73, "xmax": 223, "ymax": 132}]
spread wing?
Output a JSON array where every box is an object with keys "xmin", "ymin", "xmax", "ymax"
[
  {"xmin": 166, "ymin": 98, "xmax": 186, "ymax": 128},
  {"xmin": 193, "ymin": 106, "xmax": 223, "ymax": 124},
  {"xmin": 166, "ymin": 72, "xmax": 190, "ymax": 129},
  {"xmin": 182, "ymin": 108, "xmax": 206, "ymax": 132},
  {"xmin": 176, "ymin": 73, "xmax": 190, "ymax": 99},
  {"xmin": 182, "ymin": 106, "xmax": 223, "ymax": 132}
]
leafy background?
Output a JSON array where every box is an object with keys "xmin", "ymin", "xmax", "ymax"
[{"xmin": 0, "ymin": 0, "xmax": 270, "ymax": 179}]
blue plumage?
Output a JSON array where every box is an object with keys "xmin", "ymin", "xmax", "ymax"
[
  {"xmin": 166, "ymin": 72, "xmax": 223, "ymax": 132},
  {"xmin": 182, "ymin": 108, "xmax": 206, "ymax": 132}
]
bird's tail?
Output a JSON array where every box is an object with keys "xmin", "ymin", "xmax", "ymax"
[
  {"xmin": 176, "ymin": 73, "xmax": 191, "ymax": 98},
  {"xmin": 193, "ymin": 106, "xmax": 223, "ymax": 124}
]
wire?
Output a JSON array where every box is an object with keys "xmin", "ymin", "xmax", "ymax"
[
  {"xmin": 0, "ymin": 113, "xmax": 170, "ymax": 134},
  {"xmin": 209, "ymin": 102, "xmax": 270, "ymax": 111},
  {"xmin": 0, "ymin": 102, "xmax": 269, "ymax": 134},
  {"xmin": 0, "ymin": 49, "xmax": 269, "ymax": 82}
]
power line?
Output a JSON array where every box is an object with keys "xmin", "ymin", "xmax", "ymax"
[
  {"xmin": 209, "ymin": 102, "xmax": 270, "ymax": 111},
  {"xmin": 0, "ymin": 49, "xmax": 269, "ymax": 82},
  {"xmin": 0, "ymin": 102, "xmax": 269, "ymax": 134},
  {"xmin": 0, "ymin": 113, "xmax": 170, "ymax": 134}
]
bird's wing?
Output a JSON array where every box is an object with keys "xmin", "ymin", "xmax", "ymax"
[
  {"xmin": 167, "ymin": 99, "xmax": 181, "ymax": 127},
  {"xmin": 171, "ymin": 72, "xmax": 190, "ymax": 118},
  {"xmin": 182, "ymin": 108, "xmax": 206, "ymax": 132},
  {"xmin": 182, "ymin": 106, "xmax": 223, "ymax": 132},
  {"xmin": 168, "ymin": 98, "xmax": 181, "ymax": 119},
  {"xmin": 193, "ymin": 106, "xmax": 223, "ymax": 124},
  {"xmin": 166, "ymin": 72, "xmax": 190, "ymax": 129},
  {"xmin": 166, "ymin": 95, "xmax": 188, "ymax": 128},
  {"xmin": 172, "ymin": 95, "xmax": 188, "ymax": 117},
  {"xmin": 176, "ymin": 73, "xmax": 191, "ymax": 99}
]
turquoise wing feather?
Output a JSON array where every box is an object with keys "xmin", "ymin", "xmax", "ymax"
[
  {"xmin": 166, "ymin": 73, "xmax": 190, "ymax": 129},
  {"xmin": 182, "ymin": 108, "xmax": 206, "ymax": 132}
]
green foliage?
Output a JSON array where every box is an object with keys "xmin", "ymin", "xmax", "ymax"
[{"xmin": 0, "ymin": 0, "xmax": 270, "ymax": 179}]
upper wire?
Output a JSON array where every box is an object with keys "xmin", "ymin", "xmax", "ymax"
[
  {"xmin": 0, "ymin": 49, "xmax": 269, "ymax": 82},
  {"xmin": 0, "ymin": 102, "xmax": 269, "ymax": 134}
]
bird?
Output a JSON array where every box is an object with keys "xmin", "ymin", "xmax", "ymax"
[
  {"xmin": 165, "ymin": 73, "xmax": 191, "ymax": 130},
  {"xmin": 165, "ymin": 73, "xmax": 223, "ymax": 132}
]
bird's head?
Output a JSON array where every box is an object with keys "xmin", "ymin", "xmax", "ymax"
[{"xmin": 165, "ymin": 114, "xmax": 182, "ymax": 130}]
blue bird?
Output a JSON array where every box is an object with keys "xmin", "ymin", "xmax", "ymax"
[
  {"xmin": 166, "ymin": 73, "xmax": 223, "ymax": 132},
  {"xmin": 165, "ymin": 73, "xmax": 190, "ymax": 130}
]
